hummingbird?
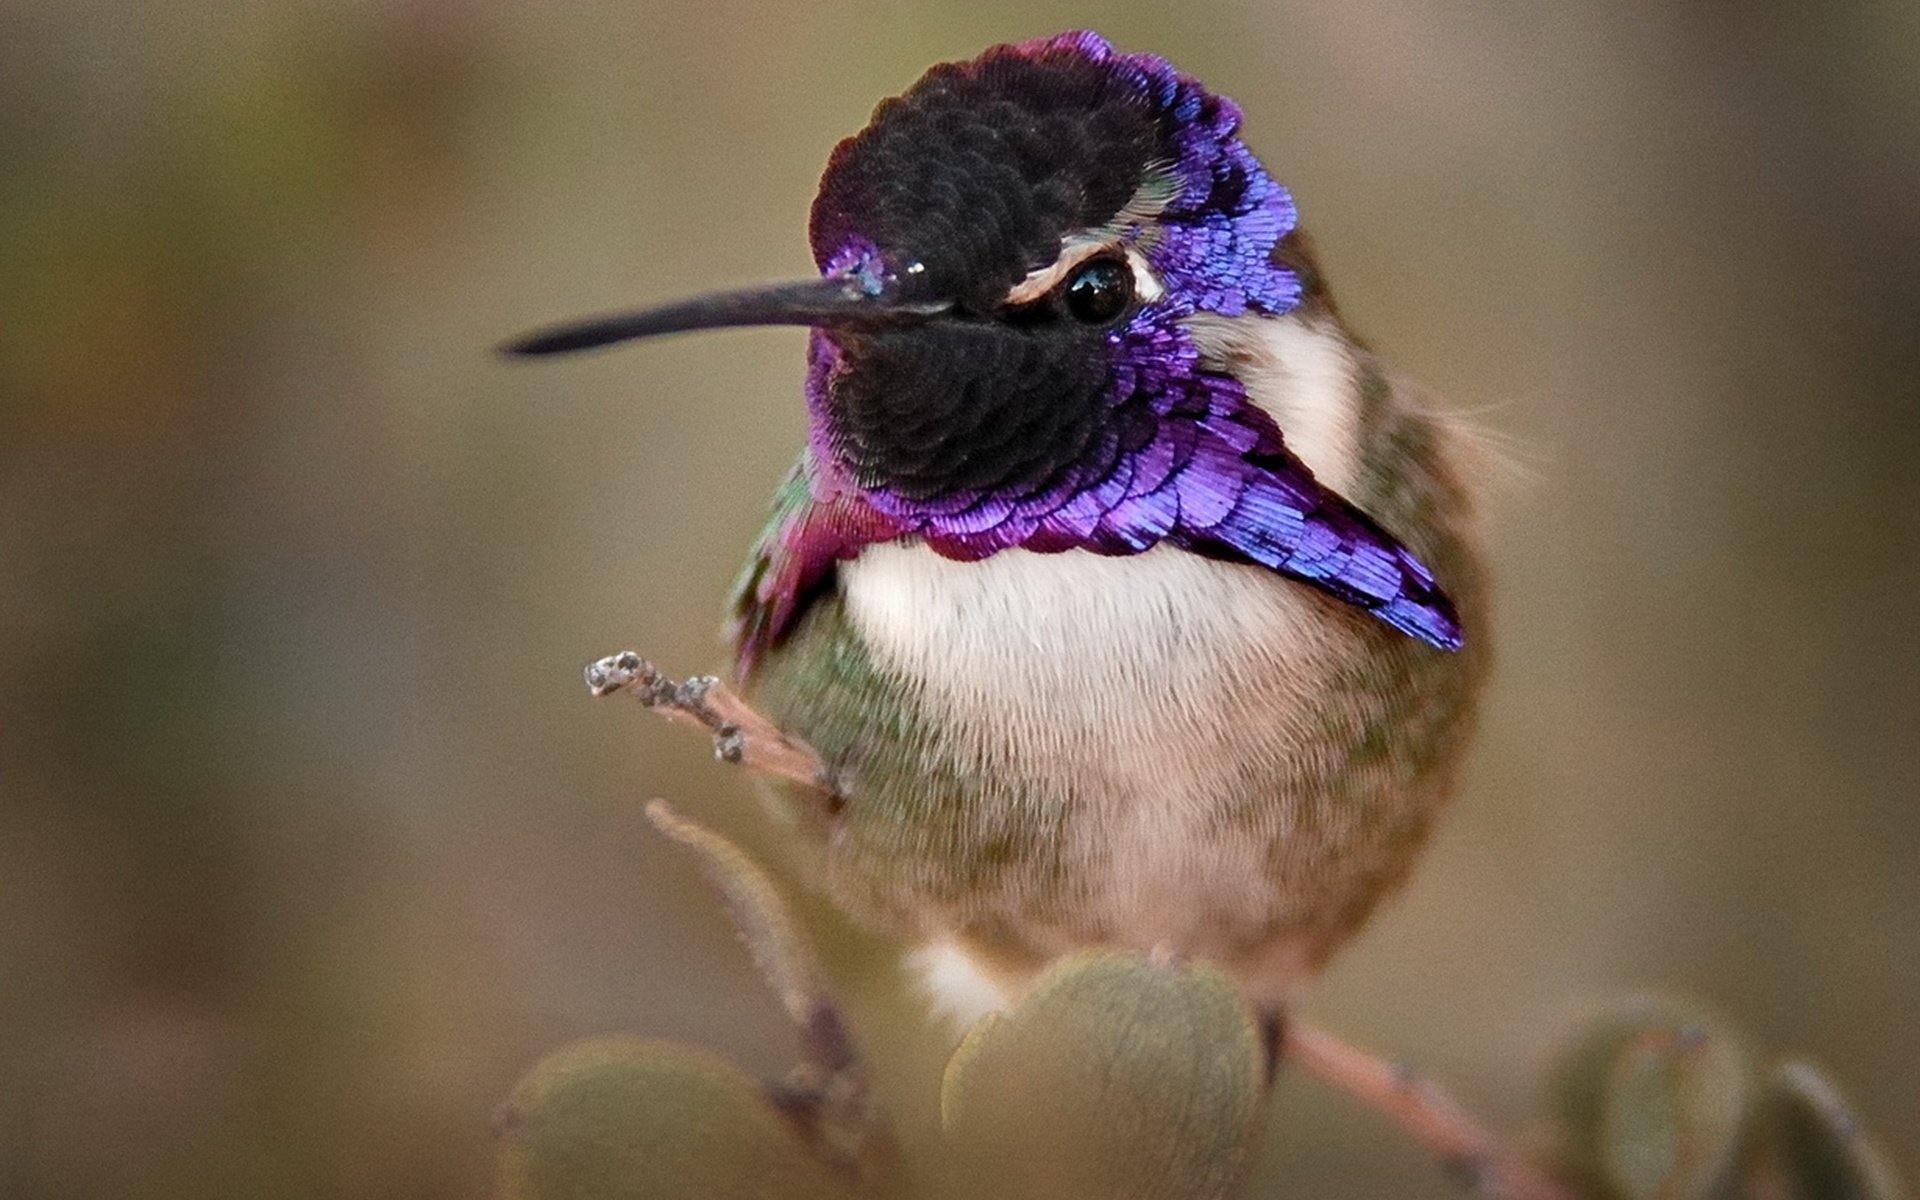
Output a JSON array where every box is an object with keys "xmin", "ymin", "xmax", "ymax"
[{"xmin": 510, "ymin": 31, "xmax": 1489, "ymax": 1027}]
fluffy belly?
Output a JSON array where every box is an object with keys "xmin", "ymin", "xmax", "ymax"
[{"xmin": 754, "ymin": 541, "xmax": 1474, "ymax": 1014}]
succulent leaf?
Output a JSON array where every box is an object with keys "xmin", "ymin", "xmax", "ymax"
[
  {"xmin": 1550, "ymin": 998, "xmax": 1749, "ymax": 1200},
  {"xmin": 938, "ymin": 951, "xmax": 1268, "ymax": 1200},
  {"xmin": 1732, "ymin": 1060, "xmax": 1908, "ymax": 1200},
  {"xmin": 496, "ymin": 1036, "xmax": 856, "ymax": 1200}
]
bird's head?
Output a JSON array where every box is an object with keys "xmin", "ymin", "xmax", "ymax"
[
  {"xmin": 511, "ymin": 32, "xmax": 1462, "ymax": 650},
  {"xmin": 793, "ymin": 30, "xmax": 1310, "ymax": 519}
]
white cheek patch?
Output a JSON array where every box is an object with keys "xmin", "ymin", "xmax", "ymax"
[
  {"xmin": 1186, "ymin": 313, "xmax": 1363, "ymax": 496},
  {"xmin": 1124, "ymin": 246, "xmax": 1165, "ymax": 303}
]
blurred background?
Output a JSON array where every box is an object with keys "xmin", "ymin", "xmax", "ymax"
[{"xmin": 3, "ymin": 1, "xmax": 1916, "ymax": 1195}]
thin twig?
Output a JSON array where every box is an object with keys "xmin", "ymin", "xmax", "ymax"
[
  {"xmin": 585, "ymin": 651, "xmax": 844, "ymax": 806},
  {"xmin": 643, "ymin": 801, "xmax": 859, "ymax": 1078},
  {"xmin": 1284, "ymin": 1019, "xmax": 1575, "ymax": 1200}
]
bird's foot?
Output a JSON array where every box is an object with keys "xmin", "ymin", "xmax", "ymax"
[{"xmin": 585, "ymin": 652, "xmax": 844, "ymax": 804}]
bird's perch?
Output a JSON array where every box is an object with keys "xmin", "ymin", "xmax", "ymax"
[
  {"xmin": 586, "ymin": 651, "xmax": 846, "ymax": 808},
  {"xmin": 1284, "ymin": 1020, "xmax": 1575, "ymax": 1200}
]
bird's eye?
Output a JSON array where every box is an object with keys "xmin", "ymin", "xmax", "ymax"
[{"xmin": 1060, "ymin": 256, "xmax": 1133, "ymax": 325}]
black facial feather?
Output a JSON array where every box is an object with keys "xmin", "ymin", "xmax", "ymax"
[{"xmin": 827, "ymin": 323, "xmax": 1115, "ymax": 503}]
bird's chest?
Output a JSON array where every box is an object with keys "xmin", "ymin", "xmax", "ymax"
[
  {"xmin": 752, "ymin": 540, "xmax": 1429, "ymax": 957},
  {"xmin": 837, "ymin": 542, "xmax": 1345, "ymax": 787}
]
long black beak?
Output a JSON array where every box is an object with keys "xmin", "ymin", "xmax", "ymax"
[{"xmin": 502, "ymin": 275, "xmax": 950, "ymax": 356}]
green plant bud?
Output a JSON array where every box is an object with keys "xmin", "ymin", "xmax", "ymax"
[
  {"xmin": 1732, "ymin": 1060, "xmax": 1908, "ymax": 1200},
  {"xmin": 496, "ymin": 1036, "xmax": 856, "ymax": 1200},
  {"xmin": 1550, "ymin": 998, "xmax": 1749, "ymax": 1200},
  {"xmin": 938, "ymin": 951, "xmax": 1268, "ymax": 1200}
]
